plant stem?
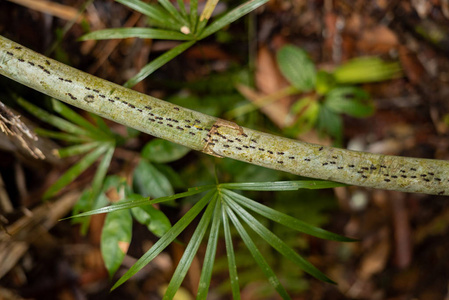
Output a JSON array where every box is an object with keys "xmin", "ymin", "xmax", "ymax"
[{"xmin": 1, "ymin": 35, "xmax": 448, "ymax": 196}]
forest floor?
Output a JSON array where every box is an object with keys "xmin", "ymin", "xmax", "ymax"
[{"xmin": 1, "ymin": 0, "xmax": 449, "ymax": 299}]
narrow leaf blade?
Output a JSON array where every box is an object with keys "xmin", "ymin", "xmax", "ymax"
[
  {"xmin": 163, "ymin": 195, "xmax": 217, "ymax": 299},
  {"xmin": 223, "ymin": 189, "xmax": 356, "ymax": 242},
  {"xmin": 225, "ymin": 196, "xmax": 336, "ymax": 284},
  {"xmin": 44, "ymin": 145, "xmax": 108, "ymax": 199},
  {"xmin": 196, "ymin": 199, "xmax": 222, "ymax": 300},
  {"xmin": 124, "ymin": 41, "xmax": 195, "ymax": 87},
  {"xmin": 115, "ymin": 0, "xmax": 181, "ymax": 29},
  {"xmin": 80, "ymin": 28, "xmax": 191, "ymax": 41},
  {"xmin": 220, "ymin": 180, "xmax": 346, "ymax": 191},
  {"xmin": 66, "ymin": 186, "xmax": 212, "ymax": 219},
  {"xmin": 198, "ymin": 0, "xmax": 269, "ymax": 39},
  {"xmin": 111, "ymin": 189, "xmax": 215, "ymax": 290},
  {"xmin": 224, "ymin": 203, "xmax": 292, "ymax": 299}
]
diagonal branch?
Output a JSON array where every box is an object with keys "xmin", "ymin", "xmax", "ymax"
[{"xmin": 0, "ymin": 35, "xmax": 448, "ymax": 195}]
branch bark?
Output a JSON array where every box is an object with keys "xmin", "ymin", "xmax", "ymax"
[{"xmin": 1, "ymin": 35, "xmax": 448, "ymax": 195}]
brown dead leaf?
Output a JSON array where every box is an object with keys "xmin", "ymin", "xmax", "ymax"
[
  {"xmin": 118, "ymin": 240, "xmax": 130, "ymax": 254},
  {"xmin": 253, "ymin": 46, "xmax": 292, "ymax": 127}
]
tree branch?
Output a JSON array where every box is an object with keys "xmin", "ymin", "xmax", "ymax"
[{"xmin": 1, "ymin": 35, "xmax": 448, "ymax": 195}]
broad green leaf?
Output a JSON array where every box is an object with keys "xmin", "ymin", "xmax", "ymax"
[
  {"xmin": 224, "ymin": 203, "xmax": 292, "ymax": 299},
  {"xmin": 57, "ymin": 142, "xmax": 102, "ymax": 158},
  {"xmin": 225, "ymin": 197, "xmax": 335, "ymax": 284},
  {"xmin": 141, "ymin": 139, "xmax": 190, "ymax": 163},
  {"xmin": 289, "ymin": 96, "xmax": 320, "ymax": 134},
  {"xmin": 196, "ymin": 199, "xmax": 222, "ymax": 300},
  {"xmin": 163, "ymin": 196, "xmax": 217, "ymax": 299},
  {"xmin": 317, "ymin": 106, "xmax": 342, "ymax": 141},
  {"xmin": 44, "ymin": 144, "xmax": 109, "ymax": 199},
  {"xmin": 124, "ymin": 41, "xmax": 195, "ymax": 87},
  {"xmin": 277, "ymin": 45, "xmax": 316, "ymax": 91},
  {"xmin": 315, "ymin": 70, "xmax": 336, "ymax": 95},
  {"xmin": 17, "ymin": 97, "xmax": 93, "ymax": 138},
  {"xmin": 133, "ymin": 160, "xmax": 174, "ymax": 198},
  {"xmin": 51, "ymin": 99, "xmax": 107, "ymax": 138},
  {"xmin": 220, "ymin": 180, "xmax": 345, "ymax": 191},
  {"xmin": 153, "ymin": 164, "xmax": 185, "ymax": 189},
  {"xmin": 101, "ymin": 209, "xmax": 132, "ymax": 278},
  {"xmin": 223, "ymin": 189, "xmax": 355, "ymax": 242},
  {"xmin": 67, "ymin": 186, "xmax": 212, "ymax": 219},
  {"xmin": 115, "ymin": 0, "xmax": 181, "ymax": 30},
  {"xmin": 111, "ymin": 189, "xmax": 215, "ymax": 290},
  {"xmin": 71, "ymin": 188, "xmax": 94, "ymax": 232},
  {"xmin": 221, "ymin": 205, "xmax": 240, "ymax": 300},
  {"xmin": 324, "ymin": 87, "xmax": 374, "ymax": 118},
  {"xmin": 198, "ymin": 0, "xmax": 269, "ymax": 39},
  {"xmin": 334, "ymin": 57, "xmax": 401, "ymax": 84},
  {"xmin": 131, "ymin": 204, "xmax": 171, "ymax": 237},
  {"xmin": 79, "ymin": 28, "xmax": 191, "ymax": 41}
]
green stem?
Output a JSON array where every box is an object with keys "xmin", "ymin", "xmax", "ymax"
[{"xmin": 1, "ymin": 35, "xmax": 448, "ymax": 196}]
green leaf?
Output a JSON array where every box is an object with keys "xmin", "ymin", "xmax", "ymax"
[
  {"xmin": 158, "ymin": 0, "xmax": 188, "ymax": 27},
  {"xmin": 35, "ymin": 128, "xmax": 91, "ymax": 143},
  {"xmin": 67, "ymin": 186, "xmax": 212, "ymax": 219},
  {"xmin": 141, "ymin": 139, "xmax": 190, "ymax": 163},
  {"xmin": 196, "ymin": 199, "xmax": 222, "ymax": 300},
  {"xmin": 196, "ymin": 0, "xmax": 219, "ymax": 34},
  {"xmin": 289, "ymin": 96, "xmax": 320, "ymax": 135},
  {"xmin": 124, "ymin": 41, "xmax": 195, "ymax": 87},
  {"xmin": 57, "ymin": 142, "xmax": 102, "ymax": 158},
  {"xmin": 163, "ymin": 195, "xmax": 217, "ymax": 299},
  {"xmin": 277, "ymin": 45, "xmax": 316, "ymax": 91},
  {"xmin": 175, "ymin": 0, "xmax": 189, "ymax": 22},
  {"xmin": 101, "ymin": 208, "xmax": 132, "ymax": 278},
  {"xmin": 90, "ymin": 145, "xmax": 116, "ymax": 202},
  {"xmin": 89, "ymin": 113, "xmax": 111, "ymax": 134},
  {"xmin": 115, "ymin": 0, "xmax": 181, "ymax": 30},
  {"xmin": 51, "ymin": 99, "xmax": 107, "ymax": 138},
  {"xmin": 334, "ymin": 57, "xmax": 402, "ymax": 84},
  {"xmin": 224, "ymin": 197, "xmax": 335, "ymax": 284},
  {"xmin": 198, "ymin": 0, "xmax": 269, "ymax": 39},
  {"xmin": 133, "ymin": 160, "xmax": 174, "ymax": 198},
  {"xmin": 324, "ymin": 87, "xmax": 374, "ymax": 118},
  {"xmin": 220, "ymin": 180, "xmax": 345, "ymax": 191},
  {"xmin": 44, "ymin": 144, "xmax": 109, "ymax": 199},
  {"xmin": 224, "ymin": 203, "xmax": 292, "ymax": 299},
  {"xmin": 17, "ymin": 97, "xmax": 93, "ymax": 138},
  {"xmin": 189, "ymin": 0, "xmax": 198, "ymax": 33},
  {"xmin": 315, "ymin": 70, "xmax": 336, "ymax": 95},
  {"xmin": 317, "ymin": 106, "xmax": 342, "ymax": 141},
  {"xmin": 111, "ymin": 189, "xmax": 215, "ymax": 290},
  {"xmin": 131, "ymin": 204, "xmax": 171, "ymax": 237},
  {"xmin": 221, "ymin": 205, "xmax": 240, "ymax": 300},
  {"xmin": 79, "ymin": 28, "xmax": 191, "ymax": 41},
  {"xmin": 222, "ymin": 189, "xmax": 355, "ymax": 242}
]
